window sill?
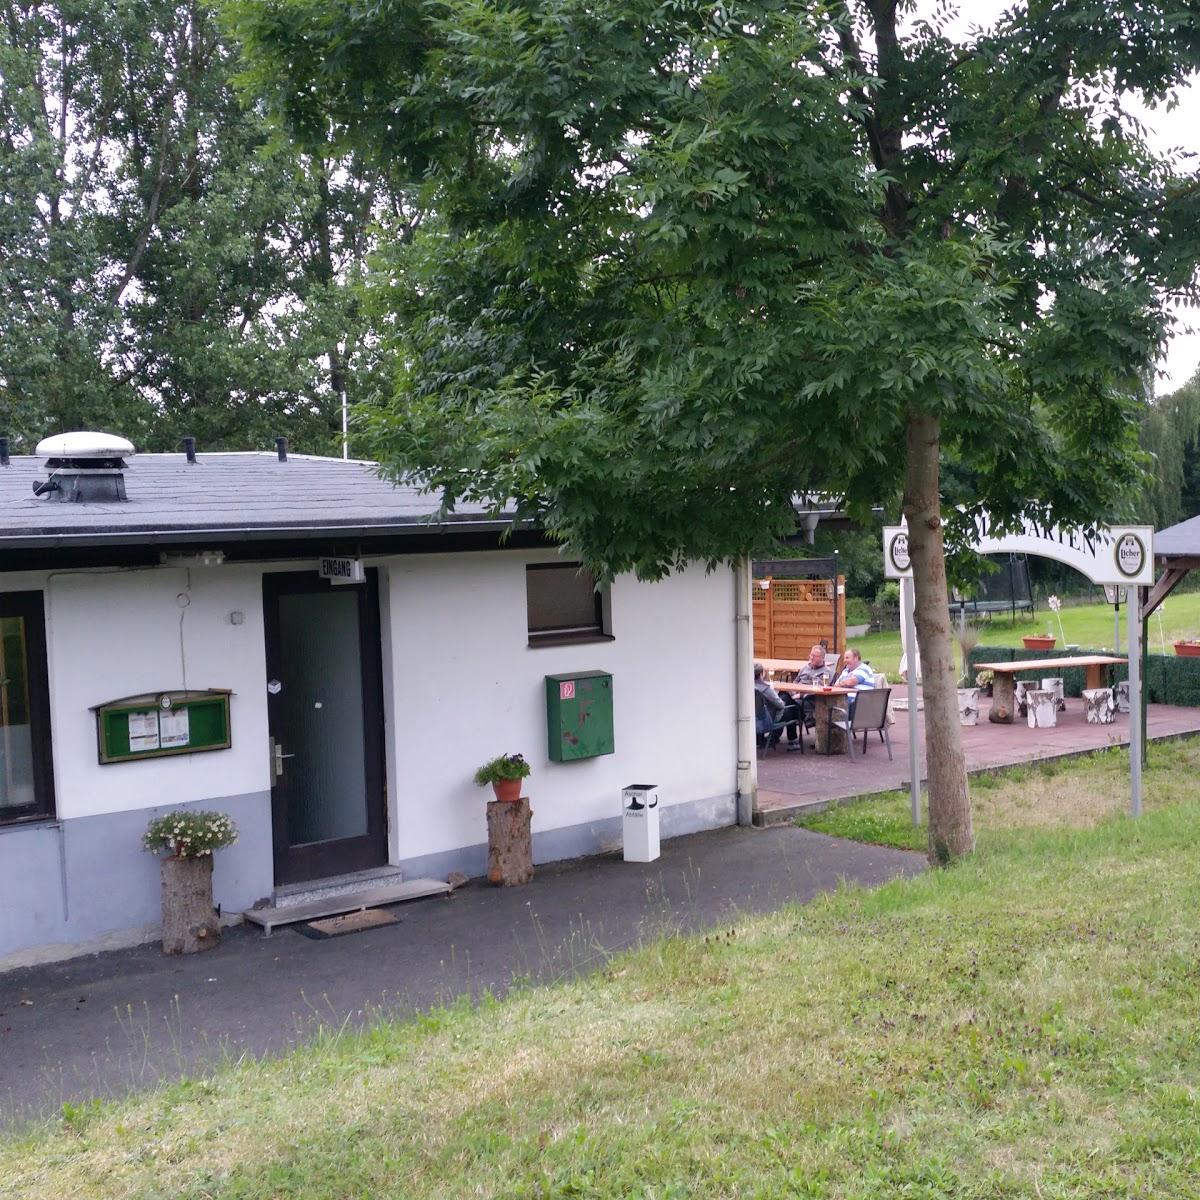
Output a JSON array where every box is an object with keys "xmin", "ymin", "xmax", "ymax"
[
  {"xmin": 0, "ymin": 815, "xmax": 60, "ymax": 836},
  {"xmin": 527, "ymin": 633, "xmax": 615, "ymax": 649}
]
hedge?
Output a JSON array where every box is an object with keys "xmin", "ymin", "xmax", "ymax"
[{"xmin": 967, "ymin": 645, "xmax": 1200, "ymax": 708}]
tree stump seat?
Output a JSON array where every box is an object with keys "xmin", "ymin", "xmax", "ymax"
[{"xmin": 486, "ymin": 798, "xmax": 534, "ymax": 886}]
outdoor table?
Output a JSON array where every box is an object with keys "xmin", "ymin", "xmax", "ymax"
[
  {"xmin": 976, "ymin": 655, "xmax": 1126, "ymax": 725},
  {"xmin": 773, "ymin": 681, "xmax": 855, "ymax": 753}
]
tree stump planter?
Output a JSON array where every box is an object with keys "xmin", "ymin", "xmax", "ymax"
[
  {"xmin": 161, "ymin": 855, "xmax": 221, "ymax": 955},
  {"xmin": 487, "ymin": 798, "xmax": 534, "ymax": 886}
]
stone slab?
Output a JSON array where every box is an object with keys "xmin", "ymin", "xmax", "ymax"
[{"xmin": 243, "ymin": 879, "xmax": 451, "ymax": 935}]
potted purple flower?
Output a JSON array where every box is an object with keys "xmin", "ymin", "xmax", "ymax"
[{"xmin": 473, "ymin": 753, "xmax": 531, "ymax": 802}]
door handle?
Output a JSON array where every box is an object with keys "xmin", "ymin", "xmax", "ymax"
[{"xmin": 270, "ymin": 739, "xmax": 296, "ymax": 781}]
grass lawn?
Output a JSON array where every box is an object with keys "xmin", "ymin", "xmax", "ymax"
[
  {"xmin": 5, "ymin": 743, "xmax": 1200, "ymax": 1198},
  {"xmin": 799, "ymin": 737, "xmax": 1200, "ymax": 852},
  {"xmin": 851, "ymin": 590, "xmax": 1200, "ymax": 681}
]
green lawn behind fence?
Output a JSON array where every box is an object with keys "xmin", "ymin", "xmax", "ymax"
[{"xmin": 851, "ymin": 591, "xmax": 1200, "ymax": 681}]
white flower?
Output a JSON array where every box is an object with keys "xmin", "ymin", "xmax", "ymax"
[{"xmin": 1048, "ymin": 595, "xmax": 1062, "ymax": 613}]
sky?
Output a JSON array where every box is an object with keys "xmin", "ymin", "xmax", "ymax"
[{"xmin": 918, "ymin": 1, "xmax": 1200, "ymax": 397}]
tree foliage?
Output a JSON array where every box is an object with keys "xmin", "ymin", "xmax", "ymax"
[
  {"xmin": 0, "ymin": 0, "xmax": 392, "ymax": 452},
  {"xmin": 231, "ymin": 0, "xmax": 1200, "ymax": 861},
  {"xmin": 231, "ymin": 0, "xmax": 1200, "ymax": 567},
  {"xmin": 1140, "ymin": 369, "xmax": 1200, "ymax": 528}
]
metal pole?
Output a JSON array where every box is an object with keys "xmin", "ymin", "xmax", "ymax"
[
  {"xmin": 1141, "ymin": 599, "xmax": 1150, "ymax": 767},
  {"xmin": 1114, "ymin": 603, "xmax": 1120, "ymax": 654},
  {"xmin": 733, "ymin": 558, "xmax": 756, "ymax": 827},
  {"xmin": 341, "ymin": 388, "xmax": 349, "ymax": 460},
  {"xmin": 902, "ymin": 576, "xmax": 921, "ymax": 827},
  {"xmin": 1128, "ymin": 586, "xmax": 1142, "ymax": 818},
  {"xmin": 832, "ymin": 551, "xmax": 841, "ymax": 655}
]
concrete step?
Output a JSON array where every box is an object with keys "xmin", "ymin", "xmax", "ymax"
[
  {"xmin": 273, "ymin": 865, "xmax": 408, "ymax": 909},
  {"xmin": 243, "ymin": 878, "xmax": 452, "ymax": 936},
  {"xmin": 753, "ymin": 798, "xmax": 835, "ymax": 827}
]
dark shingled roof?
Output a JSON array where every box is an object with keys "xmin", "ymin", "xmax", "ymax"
[{"xmin": 0, "ymin": 452, "xmax": 509, "ymax": 550}]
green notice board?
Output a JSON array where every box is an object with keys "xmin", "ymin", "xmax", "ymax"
[
  {"xmin": 545, "ymin": 671, "xmax": 614, "ymax": 762},
  {"xmin": 93, "ymin": 690, "xmax": 232, "ymax": 764}
]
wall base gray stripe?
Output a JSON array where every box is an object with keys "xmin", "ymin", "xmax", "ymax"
[
  {"xmin": 2, "ymin": 789, "xmax": 735, "ymax": 970},
  {"xmin": 0, "ymin": 791, "xmax": 272, "ymax": 968},
  {"xmin": 396, "ymin": 791, "xmax": 736, "ymax": 884}
]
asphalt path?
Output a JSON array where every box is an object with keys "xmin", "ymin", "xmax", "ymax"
[{"xmin": 0, "ymin": 824, "xmax": 922, "ymax": 1125}]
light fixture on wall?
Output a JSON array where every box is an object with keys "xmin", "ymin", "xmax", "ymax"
[{"xmin": 160, "ymin": 550, "xmax": 225, "ymax": 568}]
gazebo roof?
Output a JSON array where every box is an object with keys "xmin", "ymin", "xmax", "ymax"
[{"xmin": 1155, "ymin": 512, "xmax": 1200, "ymax": 560}]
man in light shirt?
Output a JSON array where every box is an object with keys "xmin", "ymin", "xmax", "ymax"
[{"xmin": 833, "ymin": 647, "xmax": 875, "ymax": 709}]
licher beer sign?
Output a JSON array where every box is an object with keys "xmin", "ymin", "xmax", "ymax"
[
  {"xmin": 970, "ymin": 519, "xmax": 1154, "ymax": 587},
  {"xmin": 884, "ymin": 519, "xmax": 1154, "ymax": 586}
]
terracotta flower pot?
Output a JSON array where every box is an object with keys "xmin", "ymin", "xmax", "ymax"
[
  {"xmin": 491, "ymin": 777, "xmax": 523, "ymax": 802},
  {"xmin": 1022, "ymin": 636, "xmax": 1056, "ymax": 650},
  {"xmin": 1174, "ymin": 641, "xmax": 1200, "ymax": 658}
]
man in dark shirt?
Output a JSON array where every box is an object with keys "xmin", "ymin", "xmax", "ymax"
[
  {"xmin": 783, "ymin": 644, "xmax": 835, "ymax": 750},
  {"xmin": 753, "ymin": 663, "xmax": 786, "ymax": 747}
]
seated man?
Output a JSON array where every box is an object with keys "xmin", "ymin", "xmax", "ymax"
[
  {"xmin": 833, "ymin": 647, "xmax": 875, "ymax": 710},
  {"xmin": 783, "ymin": 643, "xmax": 835, "ymax": 751},
  {"xmin": 753, "ymin": 663, "xmax": 786, "ymax": 747}
]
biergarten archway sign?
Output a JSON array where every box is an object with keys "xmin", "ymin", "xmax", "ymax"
[{"xmin": 883, "ymin": 518, "xmax": 1155, "ymax": 824}]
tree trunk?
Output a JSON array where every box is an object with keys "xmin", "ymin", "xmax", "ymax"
[
  {"xmin": 161, "ymin": 855, "xmax": 220, "ymax": 954},
  {"xmin": 486, "ymin": 798, "xmax": 534, "ymax": 886},
  {"xmin": 903, "ymin": 408, "xmax": 974, "ymax": 862}
]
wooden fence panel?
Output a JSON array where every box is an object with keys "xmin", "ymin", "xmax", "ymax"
[{"xmin": 752, "ymin": 576, "xmax": 845, "ymax": 661}]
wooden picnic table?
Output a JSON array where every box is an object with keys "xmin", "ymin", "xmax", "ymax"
[
  {"xmin": 976, "ymin": 655, "xmax": 1126, "ymax": 724},
  {"xmin": 772, "ymin": 680, "xmax": 855, "ymax": 753}
]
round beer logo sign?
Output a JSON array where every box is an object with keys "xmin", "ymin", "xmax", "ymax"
[
  {"xmin": 1115, "ymin": 532, "xmax": 1145, "ymax": 579},
  {"xmin": 889, "ymin": 532, "xmax": 911, "ymax": 574}
]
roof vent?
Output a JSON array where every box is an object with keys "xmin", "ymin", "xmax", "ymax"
[{"xmin": 34, "ymin": 431, "xmax": 135, "ymax": 503}]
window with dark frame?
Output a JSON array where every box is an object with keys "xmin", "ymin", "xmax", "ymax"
[
  {"xmin": 0, "ymin": 592, "xmax": 55, "ymax": 824},
  {"xmin": 526, "ymin": 563, "xmax": 608, "ymax": 644}
]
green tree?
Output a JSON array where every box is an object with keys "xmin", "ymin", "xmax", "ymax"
[
  {"xmin": 0, "ymin": 0, "xmax": 388, "ymax": 453},
  {"xmin": 231, "ymin": 0, "xmax": 1200, "ymax": 861},
  {"xmin": 1140, "ymin": 371, "xmax": 1200, "ymax": 527}
]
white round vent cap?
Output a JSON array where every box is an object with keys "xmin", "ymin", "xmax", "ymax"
[{"xmin": 35, "ymin": 431, "xmax": 135, "ymax": 459}]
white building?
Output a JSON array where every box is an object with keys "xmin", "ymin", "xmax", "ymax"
[{"xmin": 0, "ymin": 435, "xmax": 753, "ymax": 968}]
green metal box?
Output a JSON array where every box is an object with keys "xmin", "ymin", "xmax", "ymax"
[{"xmin": 545, "ymin": 671, "xmax": 614, "ymax": 761}]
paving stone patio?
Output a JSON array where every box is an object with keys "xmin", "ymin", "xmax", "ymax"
[{"xmin": 755, "ymin": 697, "xmax": 1200, "ymax": 823}]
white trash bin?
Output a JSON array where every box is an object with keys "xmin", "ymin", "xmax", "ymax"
[{"xmin": 622, "ymin": 783, "xmax": 660, "ymax": 863}]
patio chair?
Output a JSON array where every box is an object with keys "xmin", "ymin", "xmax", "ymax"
[
  {"xmin": 754, "ymin": 690, "xmax": 788, "ymax": 753},
  {"xmin": 829, "ymin": 687, "xmax": 893, "ymax": 761}
]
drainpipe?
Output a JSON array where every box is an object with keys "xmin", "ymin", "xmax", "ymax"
[{"xmin": 734, "ymin": 557, "xmax": 756, "ymax": 826}]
